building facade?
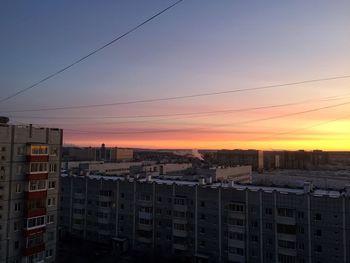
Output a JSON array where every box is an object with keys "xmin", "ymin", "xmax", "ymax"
[
  {"xmin": 0, "ymin": 123, "xmax": 62, "ymax": 263},
  {"xmin": 205, "ymin": 150, "xmax": 264, "ymax": 171},
  {"xmin": 60, "ymin": 174, "xmax": 350, "ymax": 263}
]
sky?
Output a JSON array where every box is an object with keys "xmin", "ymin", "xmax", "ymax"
[{"xmin": 1, "ymin": 0, "xmax": 350, "ymax": 150}]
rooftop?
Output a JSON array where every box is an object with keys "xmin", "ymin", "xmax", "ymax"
[{"xmin": 61, "ymin": 173, "xmax": 349, "ymax": 198}]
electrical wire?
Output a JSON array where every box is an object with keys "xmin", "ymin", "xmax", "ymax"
[{"xmin": 0, "ymin": 0, "xmax": 184, "ymax": 104}]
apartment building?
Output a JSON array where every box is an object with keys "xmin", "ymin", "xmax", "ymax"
[
  {"xmin": 60, "ymin": 173, "xmax": 350, "ymax": 263},
  {"xmin": 204, "ymin": 150, "xmax": 264, "ymax": 171},
  {"xmin": 0, "ymin": 120, "xmax": 62, "ymax": 263},
  {"xmin": 62, "ymin": 144, "xmax": 133, "ymax": 162}
]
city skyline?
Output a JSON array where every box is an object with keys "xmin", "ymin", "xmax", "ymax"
[{"xmin": 1, "ymin": 0, "xmax": 350, "ymax": 150}]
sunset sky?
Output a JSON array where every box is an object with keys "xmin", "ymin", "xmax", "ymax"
[{"xmin": 1, "ymin": 0, "xmax": 350, "ymax": 150}]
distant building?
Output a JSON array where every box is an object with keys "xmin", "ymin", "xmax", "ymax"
[
  {"xmin": 63, "ymin": 144, "xmax": 133, "ymax": 162},
  {"xmin": 0, "ymin": 120, "xmax": 62, "ymax": 263},
  {"xmin": 112, "ymin": 148, "xmax": 133, "ymax": 162},
  {"xmin": 59, "ymin": 173, "xmax": 350, "ymax": 263},
  {"xmin": 253, "ymin": 169, "xmax": 350, "ymax": 190},
  {"xmin": 263, "ymin": 150, "xmax": 350, "ymax": 170},
  {"xmin": 205, "ymin": 149, "xmax": 263, "ymax": 171}
]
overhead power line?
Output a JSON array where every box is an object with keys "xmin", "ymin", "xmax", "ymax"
[
  {"xmin": 8, "ymin": 92, "xmax": 350, "ymax": 120},
  {"xmin": 24, "ymin": 99, "xmax": 349, "ymax": 135},
  {"xmin": 2, "ymin": 74, "xmax": 350, "ymax": 113},
  {"xmin": 0, "ymin": 0, "xmax": 184, "ymax": 104}
]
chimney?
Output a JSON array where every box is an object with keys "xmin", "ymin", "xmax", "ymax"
[
  {"xmin": 198, "ymin": 178, "xmax": 205, "ymax": 185},
  {"xmin": 146, "ymin": 175, "xmax": 152, "ymax": 182}
]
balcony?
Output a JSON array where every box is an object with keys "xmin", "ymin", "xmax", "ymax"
[
  {"xmin": 138, "ymin": 223, "xmax": 153, "ymax": 231},
  {"xmin": 173, "ymin": 243, "xmax": 187, "ymax": 251},
  {"xmin": 23, "ymin": 226, "xmax": 46, "ymax": 237},
  {"xmin": 26, "ymin": 155, "xmax": 49, "ymax": 163},
  {"xmin": 25, "ymin": 208, "xmax": 46, "ymax": 218},
  {"xmin": 173, "ymin": 229, "xmax": 187, "ymax": 238},
  {"xmin": 173, "ymin": 204, "xmax": 187, "ymax": 212},
  {"xmin": 27, "ymin": 173, "xmax": 48, "ymax": 181},
  {"xmin": 139, "ymin": 211, "xmax": 152, "ymax": 220},
  {"xmin": 277, "ymin": 233, "xmax": 297, "ymax": 242},
  {"xmin": 25, "ymin": 190, "xmax": 47, "ymax": 200},
  {"xmin": 173, "ymin": 218, "xmax": 187, "ymax": 224},
  {"xmin": 227, "ymin": 211, "xmax": 246, "ymax": 220},
  {"xmin": 227, "ymin": 224, "xmax": 245, "ymax": 233},
  {"xmin": 23, "ymin": 243, "xmax": 45, "ymax": 256},
  {"xmin": 137, "ymin": 236, "xmax": 152, "ymax": 244},
  {"xmin": 138, "ymin": 200, "xmax": 152, "ymax": 207},
  {"xmin": 228, "ymin": 253, "xmax": 245, "ymax": 263},
  {"xmin": 276, "ymin": 216, "xmax": 296, "ymax": 225},
  {"xmin": 278, "ymin": 247, "xmax": 297, "ymax": 257},
  {"xmin": 74, "ymin": 193, "xmax": 85, "ymax": 199},
  {"xmin": 228, "ymin": 238, "xmax": 244, "ymax": 247}
]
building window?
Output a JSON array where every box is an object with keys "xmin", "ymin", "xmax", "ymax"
[
  {"xmin": 30, "ymin": 163, "xmax": 48, "ymax": 173},
  {"xmin": 47, "ymin": 232, "xmax": 54, "ymax": 241},
  {"xmin": 251, "ymin": 221, "xmax": 258, "ymax": 228},
  {"xmin": 47, "ymin": 197, "xmax": 56, "ymax": 207},
  {"xmin": 30, "ymin": 180, "xmax": 46, "ymax": 191},
  {"xmin": 49, "ymin": 163, "xmax": 57, "ymax": 173},
  {"xmin": 27, "ymin": 216, "xmax": 45, "ymax": 229},
  {"xmin": 14, "ymin": 221, "xmax": 20, "ymax": 231},
  {"xmin": 31, "ymin": 145, "xmax": 48, "ymax": 155},
  {"xmin": 277, "ymin": 208, "xmax": 295, "ymax": 218},
  {"xmin": 265, "ymin": 208, "xmax": 272, "ymax": 215},
  {"xmin": 15, "ymin": 183, "xmax": 21, "ymax": 193},
  {"xmin": 227, "ymin": 203, "xmax": 244, "ymax": 212},
  {"xmin": 46, "ymin": 248, "xmax": 53, "ymax": 258},
  {"xmin": 315, "ymin": 245, "xmax": 322, "ymax": 253},
  {"xmin": 314, "ymin": 213, "xmax": 322, "ymax": 221},
  {"xmin": 17, "ymin": 146, "xmax": 24, "ymax": 156},
  {"xmin": 228, "ymin": 232, "xmax": 244, "ymax": 241},
  {"xmin": 174, "ymin": 197, "xmax": 185, "ymax": 205},
  {"xmin": 14, "ymin": 203, "xmax": 21, "ymax": 211},
  {"xmin": 14, "ymin": 241, "xmax": 19, "ymax": 249},
  {"xmin": 251, "ymin": 235, "xmax": 259, "ymax": 242},
  {"xmin": 173, "ymin": 223, "xmax": 186, "ymax": 231},
  {"xmin": 298, "ymin": 226, "xmax": 305, "ymax": 234},
  {"xmin": 50, "ymin": 147, "xmax": 58, "ymax": 156},
  {"xmin": 0, "ymin": 166, "xmax": 5, "ymax": 180},
  {"xmin": 315, "ymin": 229, "xmax": 322, "ymax": 236},
  {"xmin": 0, "ymin": 147, "xmax": 5, "ymax": 152},
  {"xmin": 228, "ymin": 247, "xmax": 244, "ymax": 255},
  {"xmin": 278, "ymin": 240, "xmax": 296, "ymax": 249},
  {"xmin": 16, "ymin": 165, "xmax": 23, "ymax": 175},
  {"xmin": 48, "ymin": 181, "xmax": 56, "ymax": 189},
  {"xmin": 200, "ymin": 201, "xmax": 205, "ymax": 207},
  {"xmin": 47, "ymin": 215, "xmax": 54, "ymax": 224}
]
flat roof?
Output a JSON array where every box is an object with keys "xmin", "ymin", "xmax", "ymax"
[{"xmin": 61, "ymin": 173, "xmax": 348, "ymax": 198}]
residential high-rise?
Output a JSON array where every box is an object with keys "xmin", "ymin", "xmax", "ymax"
[
  {"xmin": 60, "ymin": 172, "xmax": 350, "ymax": 263},
  {"xmin": 0, "ymin": 119, "xmax": 62, "ymax": 263}
]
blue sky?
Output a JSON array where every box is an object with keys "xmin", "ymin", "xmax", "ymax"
[{"xmin": 1, "ymin": 1, "xmax": 350, "ymax": 149}]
